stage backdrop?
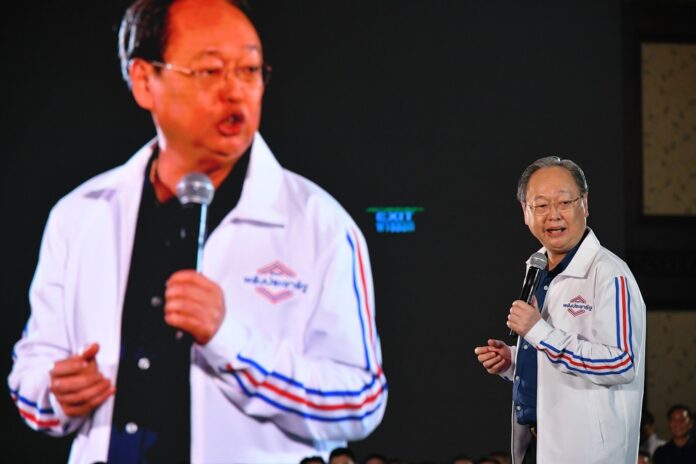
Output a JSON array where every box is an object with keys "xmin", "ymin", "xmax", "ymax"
[{"xmin": 2, "ymin": 1, "xmax": 651, "ymax": 462}]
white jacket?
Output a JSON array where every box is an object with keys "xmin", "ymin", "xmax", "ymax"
[
  {"xmin": 502, "ymin": 229, "xmax": 645, "ymax": 464},
  {"xmin": 8, "ymin": 134, "xmax": 387, "ymax": 464}
]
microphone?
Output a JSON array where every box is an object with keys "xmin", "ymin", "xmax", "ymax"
[
  {"xmin": 174, "ymin": 173, "xmax": 214, "ymax": 344},
  {"xmin": 176, "ymin": 173, "xmax": 215, "ymax": 273},
  {"xmin": 510, "ymin": 252, "xmax": 548, "ymax": 336}
]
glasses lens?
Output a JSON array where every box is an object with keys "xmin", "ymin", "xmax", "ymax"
[
  {"xmin": 531, "ymin": 197, "xmax": 579, "ymax": 215},
  {"xmin": 534, "ymin": 205, "xmax": 549, "ymax": 215}
]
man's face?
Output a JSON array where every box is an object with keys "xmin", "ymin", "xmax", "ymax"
[
  {"xmin": 144, "ymin": 0, "xmax": 264, "ymax": 170},
  {"xmin": 522, "ymin": 167, "xmax": 588, "ymax": 262},
  {"xmin": 668, "ymin": 408, "xmax": 693, "ymax": 440},
  {"xmin": 640, "ymin": 420, "xmax": 654, "ymax": 440}
]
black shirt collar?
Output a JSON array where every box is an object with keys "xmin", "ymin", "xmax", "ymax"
[
  {"xmin": 144, "ymin": 145, "xmax": 251, "ymax": 234},
  {"xmin": 547, "ymin": 227, "xmax": 590, "ymax": 277}
]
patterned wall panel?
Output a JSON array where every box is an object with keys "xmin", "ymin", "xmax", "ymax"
[
  {"xmin": 641, "ymin": 42, "xmax": 696, "ymax": 216},
  {"xmin": 645, "ymin": 310, "xmax": 696, "ymax": 438}
]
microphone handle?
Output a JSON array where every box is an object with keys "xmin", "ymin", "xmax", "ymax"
[
  {"xmin": 196, "ymin": 203, "xmax": 208, "ymax": 273},
  {"xmin": 176, "ymin": 203, "xmax": 208, "ymax": 344}
]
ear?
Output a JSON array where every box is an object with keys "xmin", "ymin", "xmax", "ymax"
[
  {"xmin": 129, "ymin": 59, "xmax": 155, "ymax": 110},
  {"xmin": 521, "ymin": 201, "xmax": 530, "ymax": 226},
  {"xmin": 582, "ymin": 193, "xmax": 589, "ymax": 218}
]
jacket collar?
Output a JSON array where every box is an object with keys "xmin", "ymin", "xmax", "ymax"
[
  {"xmin": 82, "ymin": 132, "xmax": 286, "ymax": 227},
  {"xmin": 535, "ymin": 228, "xmax": 600, "ymax": 279},
  {"xmin": 229, "ymin": 132, "xmax": 285, "ymax": 226}
]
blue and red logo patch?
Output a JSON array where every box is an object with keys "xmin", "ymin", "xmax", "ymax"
[
  {"xmin": 563, "ymin": 295, "xmax": 593, "ymax": 317},
  {"xmin": 243, "ymin": 261, "xmax": 309, "ymax": 304}
]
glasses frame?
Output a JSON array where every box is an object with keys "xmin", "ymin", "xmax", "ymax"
[
  {"xmin": 525, "ymin": 195, "xmax": 583, "ymax": 216},
  {"xmin": 149, "ymin": 60, "xmax": 272, "ymax": 88}
]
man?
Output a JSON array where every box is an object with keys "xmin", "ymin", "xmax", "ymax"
[
  {"xmin": 474, "ymin": 156, "xmax": 645, "ymax": 463},
  {"xmin": 8, "ymin": 0, "xmax": 386, "ymax": 462},
  {"xmin": 640, "ymin": 410, "xmax": 666, "ymax": 457},
  {"xmin": 363, "ymin": 452, "xmax": 388, "ymax": 464},
  {"xmin": 329, "ymin": 447, "xmax": 357, "ymax": 464},
  {"xmin": 652, "ymin": 405, "xmax": 696, "ymax": 463}
]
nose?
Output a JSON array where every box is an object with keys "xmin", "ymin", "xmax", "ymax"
[
  {"xmin": 220, "ymin": 69, "xmax": 244, "ymax": 101},
  {"xmin": 547, "ymin": 202, "xmax": 563, "ymax": 219}
]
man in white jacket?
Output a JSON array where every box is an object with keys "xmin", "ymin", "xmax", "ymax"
[
  {"xmin": 474, "ymin": 156, "xmax": 645, "ymax": 464},
  {"xmin": 8, "ymin": 0, "xmax": 386, "ymax": 462}
]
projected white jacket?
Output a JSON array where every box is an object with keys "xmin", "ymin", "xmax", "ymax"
[
  {"xmin": 8, "ymin": 133, "xmax": 387, "ymax": 464},
  {"xmin": 501, "ymin": 230, "xmax": 645, "ymax": 464}
]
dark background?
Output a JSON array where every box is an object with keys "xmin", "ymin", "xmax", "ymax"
[{"xmin": 2, "ymin": 1, "xmax": 694, "ymax": 462}]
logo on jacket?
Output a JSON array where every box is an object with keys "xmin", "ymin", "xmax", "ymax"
[
  {"xmin": 243, "ymin": 261, "xmax": 308, "ymax": 304},
  {"xmin": 563, "ymin": 295, "xmax": 593, "ymax": 317}
]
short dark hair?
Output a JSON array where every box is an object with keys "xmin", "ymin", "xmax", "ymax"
[
  {"xmin": 300, "ymin": 457, "xmax": 326, "ymax": 464},
  {"xmin": 641, "ymin": 410, "xmax": 655, "ymax": 426},
  {"xmin": 667, "ymin": 404, "xmax": 692, "ymax": 420},
  {"xmin": 362, "ymin": 453, "xmax": 387, "ymax": 464},
  {"xmin": 330, "ymin": 447, "xmax": 356, "ymax": 462},
  {"xmin": 516, "ymin": 156, "xmax": 588, "ymax": 203},
  {"xmin": 118, "ymin": 0, "xmax": 251, "ymax": 87}
]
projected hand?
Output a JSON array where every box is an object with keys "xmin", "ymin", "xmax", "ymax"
[
  {"xmin": 164, "ymin": 270, "xmax": 226, "ymax": 345},
  {"xmin": 49, "ymin": 343, "xmax": 115, "ymax": 417}
]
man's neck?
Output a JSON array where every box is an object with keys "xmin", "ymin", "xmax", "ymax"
[
  {"xmin": 546, "ymin": 228, "xmax": 590, "ymax": 271},
  {"xmin": 673, "ymin": 435, "xmax": 690, "ymax": 448},
  {"xmin": 547, "ymin": 252, "xmax": 566, "ymax": 271},
  {"xmin": 152, "ymin": 148, "xmax": 237, "ymax": 202}
]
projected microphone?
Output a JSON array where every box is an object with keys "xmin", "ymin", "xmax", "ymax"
[
  {"xmin": 510, "ymin": 252, "xmax": 548, "ymax": 336},
  {"xmin": 174, "ymin": 173, "xmax": 214, "ymax": 343},
  {"xmin": 176, "ymin": 172, "xmax": 215, "ymax": 273}
]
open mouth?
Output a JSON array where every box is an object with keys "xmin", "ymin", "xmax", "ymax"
[
  {"xmin": 545, "ymin": 226, "xmax": 566, "ymax": 236},
  {"xmin": 228, "ymin": 112, "xmax": 244, "ymax": 124},
  {"xmin": 218, "ymin": 112, "xmax": 245, "ymax": 135}
]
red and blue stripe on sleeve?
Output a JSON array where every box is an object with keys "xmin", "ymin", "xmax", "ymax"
[
  {"xmin": 9, "ymin": 388, "xmax": 61, "ymax": 431},
  {"xmin": 220, "ymin": 228, "xmax": 387, "ymax": 422},
  {"xmin": 538, "ymin": 276, "xmax": 635, "ymax": 376}
]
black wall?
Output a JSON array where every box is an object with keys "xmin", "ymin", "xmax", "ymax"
[{"xmin": 0, "ymin": 1, "xmax": 674, "ymax": 461}]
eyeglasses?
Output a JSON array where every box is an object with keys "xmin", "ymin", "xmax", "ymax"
[
  {"xmin": 526, "ymin": 196, "xmax": 582, "ymax": 216},
  {"xmin": 149, "ymin": 60, "xmax": 272, "ymax": 90}
]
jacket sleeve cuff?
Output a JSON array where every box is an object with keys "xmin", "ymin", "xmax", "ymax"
[
  {"xmin": 524, "ymin": 319, "xmax": 554, "ymax": 348},
  {"xmin": 197, "ymin": 314, "xmax": 250, "ymax": 369},
  {"xmin": 495, "ymin": 344, "xmax": 517, "ymax": 381},
  {"xmin": 48, "ymin": 391, "xmax": 70, "ymax": 425},
  {"xmin": 48, "ymin": 391, "xmax": 84, "ymax": 434}
]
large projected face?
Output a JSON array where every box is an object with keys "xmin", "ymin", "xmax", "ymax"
[
  {"xmin": 522, "ymin": 166, "xmax": 589, "ymax": 268},
  {"xmin": 132, "ymin": 0, "xmax": 265, "ymax": 171}
]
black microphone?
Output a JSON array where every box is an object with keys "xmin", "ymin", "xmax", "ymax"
[
  {"xmin": 176, "ymin": 172, "xmax": 215, "ymax": 272},
  {"xmin": 174, "ymin": 172, "xmax": 215, "ymax": 342},
  {"xmin": 510, "ymin": 252, "xmax": 548, "ymax": 337}
]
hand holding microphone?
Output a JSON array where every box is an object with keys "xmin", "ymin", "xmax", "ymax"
[
  {"xmin": 165, "ymin": 269, "xmax": 226, "ymax": 345},
  {"xmin": 164, "ymin": 173, "xmax": 226, "ymax": 345},
  {"xmin": 508, "ymin": 252, "xmax": 547, "ymax": 337}
]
